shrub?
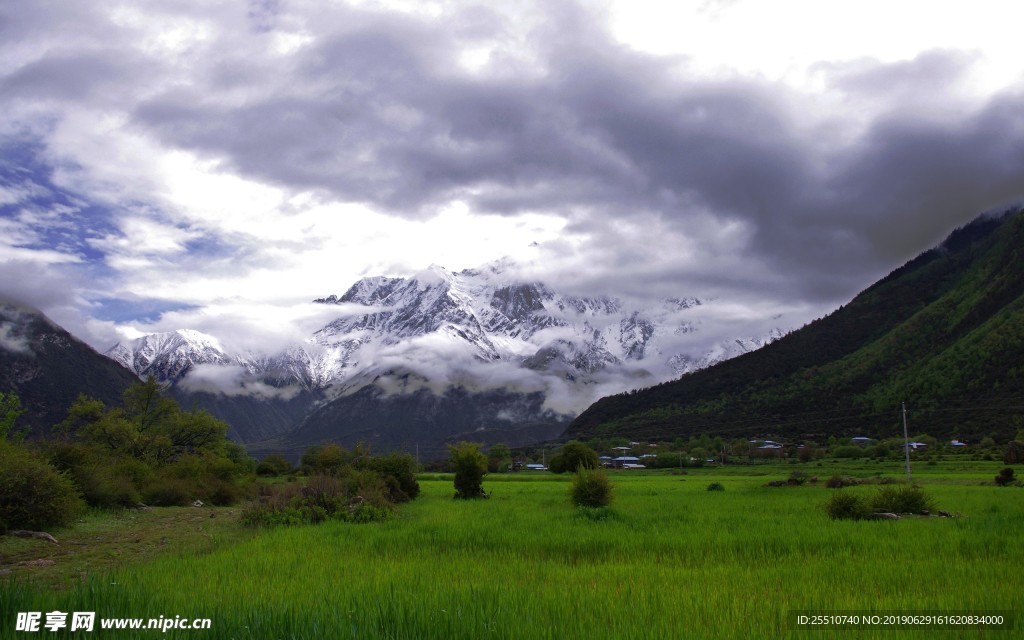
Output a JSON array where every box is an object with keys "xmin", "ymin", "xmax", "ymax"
[
  {"xmin": 995, "ymin": 467, "xmax": 1016, "ymax": 486},
  {"xmin": 75, "ymin": 466, "xmax": 142, "ymax": 508},
  {"xmin": 570, "ymin": 466, "xmax": 613, "ymax": 508},
  {"xmin": 871, "ymin": 485, "xmax": 935, "ymax": 514},
  {"xmin": 832, "ymin": 445, "xmax": 864, "ymax": 459},
  {"xmin": 240, "ymin": 473, "xmax": 391, "ymax": 527},
  {"xmin": 202, "ymin": 477, "xmax": 242, "ymax": 506},
  {"xmin": 43, "ymin": 441, "xmax": 139, "ymax": 508},
  {"xmin": 240, "ymin": 500, "xmax": 304, "ymax": 527},
  {"xmin": 0, "ymin": 445, "xmax": 85, "ymax": 530},
  {"xmin": 824, "ymin": 492, "xmax": 872, "ymax": 520},
  {"xmin": 787, "ymin": 471, "xmax": 808, "ymax": 486},
  {"xmin": 650, "ymin": 452, "xmax": 686, "ymax": 469},
  {"xmin": 449, "ymin": 442, "xmax": 488, "ymax": 499},
  {"xmin": 368, "ymin": 452, "xmax": 420, "ymax": 503},
  {"xmin": 206, "ymin": 457, "xmax": 239, "ymax": 482},
  {"xmin": 706, "ymin": 482, "xmax": 725, "ymax": 491},
  {"xmin": 869, "ymin": 444, "xmax": 890, "ymax": 459},
  {"xmin": 256, "ymin": 454, "xmax": 292, "ymax": 477},
  {"xmin": 825, "ymin": 474, "xmax": 857, "ymax": 489},
  {"xmin": 143, "ymin": 477, "xmax": 195, "ymax": 506}
]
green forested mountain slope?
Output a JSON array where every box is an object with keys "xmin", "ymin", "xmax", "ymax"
[{"xmin": 566, "ymin": 209, "xmax": 1024, "ymax": 443}]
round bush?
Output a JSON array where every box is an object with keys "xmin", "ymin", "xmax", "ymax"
[
  {"xmin": 871, "ymin": 485, "xmax": 935, "ymax": 514},
  {"xmin": 706, "ymin": 482, "xmax": 725, "ymax": 491},
  {"xmin": 823, "ymin": 492, "xmax": 872, "ymax": 520},
  {"xmin": 570, "ymin": 467, "xmax": 613, "ymax": 508},
  {"xmin": 0, "ymin": 446, "xmax": 85, "ymax": 530},
  {"xmin": 995, "ymin": 467, "xmax": 1016, "ymax": 486}
]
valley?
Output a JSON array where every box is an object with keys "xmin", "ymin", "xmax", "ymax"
[{"xmin": 2, "ymin": 459, "xmax": 1018, "ymax": 639}]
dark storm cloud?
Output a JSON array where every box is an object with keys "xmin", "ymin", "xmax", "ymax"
[
  {"xmin": 829, "ymin": 92, "xmax": 1024, "ymax": 259},
  {"xmin": 4, "ymin": 0, "xmax": 1024, "ymax": 311}
]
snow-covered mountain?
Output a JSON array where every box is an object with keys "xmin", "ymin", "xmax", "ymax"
[
  {"xmin": 105, "ymin": 260, "xmax": 788, "ymax": 450},
  {"xmin": 305, "ymin": 261, "xmax": 783, "ymax": 387},
  {"xmin": 108, "ymin": 329, "xmax": 233, "ymax": 382}
]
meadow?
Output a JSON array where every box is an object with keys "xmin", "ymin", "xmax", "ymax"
[{"xmin": 2, "ymin": 460, "xmax": 1020, "ymax": 639}]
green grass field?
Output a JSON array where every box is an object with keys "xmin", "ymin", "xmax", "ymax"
[{"xmin": 2, "ymin": 461, "xmax": 1020, "ymax": 639}]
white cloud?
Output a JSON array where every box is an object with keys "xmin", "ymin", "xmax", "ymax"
[
  {"xmin": 178, "ymin": 363, "xmax": 303, "ymax": 400},
  {"xmin": 0, "ymin": 321, "xmax": 33, "ymax": 354},
  {"xmin": 91, "ymin": 216, "xmax": 200, "ymax": 256},
  {"xmin": 2, "ymin": 0, "xmax": 1023, "ymax": 366},
  {"xmin": 606, "ymin": 0, "xmax": 1024, "ymax": 95}
]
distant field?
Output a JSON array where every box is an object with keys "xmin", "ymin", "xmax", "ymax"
[{"xmin": 2, "ymin": 461, "xmax": 1020, "ymax": 639}]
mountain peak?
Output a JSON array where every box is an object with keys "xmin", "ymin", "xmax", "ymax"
[{"xmin": 412, "ymin": 264, "xmax": 453, "ymax": 288}]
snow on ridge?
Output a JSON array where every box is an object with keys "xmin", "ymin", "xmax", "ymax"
[{"xmin": 106, "ymin": 259, "xmax": 790, "ymax": 406}]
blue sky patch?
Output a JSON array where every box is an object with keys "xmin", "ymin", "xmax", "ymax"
[{"xmin": 90, "ymin": 296, "xmax": 200, "ymax": 324}]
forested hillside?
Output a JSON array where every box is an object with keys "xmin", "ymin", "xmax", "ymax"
[{"xmin": 567, "ymin": 209, "xmax": 1024, "ymax": 443}]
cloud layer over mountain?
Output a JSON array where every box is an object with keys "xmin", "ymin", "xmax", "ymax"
[{"xmin": 2, "ymin": 0, "xmax": 1024, "ymax": 355}]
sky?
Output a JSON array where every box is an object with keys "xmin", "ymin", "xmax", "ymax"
[{"xmin": 2, "ymin": 0, "xmax": 1024, "ymax": 354}]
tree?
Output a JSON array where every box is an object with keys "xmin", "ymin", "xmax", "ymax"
[
  {"xmin": 51, "ymin": 381, "xmax": 245, "ymax": 509},
  {"xmin": 487, "ymin": 443, "xmax": 512, "ymax": 473},
  {"xmin": 449, "ymin": 441, "xmax": 488, "ymax": 499},
  {"xmin": 0, "ymin": 391, "xmax": 26, "ymax": 442},
  {"xmin": 256, "ymin": 454, "xmax": 293, "ymax": 476},
  {"xmin": 301, "ymin": 443, "xmax": 346, "ymax": 474},
  {"xmin": 60, "ymin": 378, "xmax": 228, "ymax": 464},
  {"xmin": 1004, "ymin": 441, "xmax": 1024, "ymax": 465},
  {"xmin": 548, "ymin": 441, "xmax": 599, "ymax": 474}
]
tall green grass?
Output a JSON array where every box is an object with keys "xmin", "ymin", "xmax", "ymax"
[{"xmin": 2, "ymin": 471, "xmax": 1019, "ymax": 639}]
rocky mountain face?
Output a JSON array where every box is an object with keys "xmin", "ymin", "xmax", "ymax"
[
  {"xmin": 106, "ymin": 260, "xmax": 787, "ymax": 454},
  {"xmin": 0, "ymin": 300, "xmax": 138, "ymax": 436}
]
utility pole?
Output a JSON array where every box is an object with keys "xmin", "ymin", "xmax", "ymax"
[{"xmin": 902, "ymin": 401, "xmax": 912, "ymax": 483}]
